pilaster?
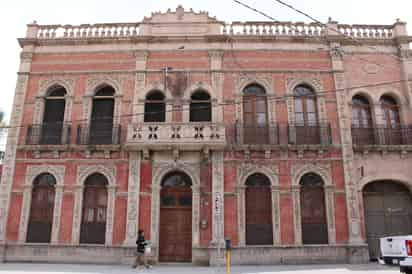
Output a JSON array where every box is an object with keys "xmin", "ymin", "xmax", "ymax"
[
  {"xmin": 0, "ymin": 47, "xmax": 32, "ymax": 244},
  {"xmin": 329, "ymin": 41, "xmax": 363, "ymax": 244},
  {"xmin": 124, "ymin": 151, "xmax": 141, "ymax": 246},
  {"xmin": 211, "ymin": 151, "xmax": 224, "ymax": 246}
]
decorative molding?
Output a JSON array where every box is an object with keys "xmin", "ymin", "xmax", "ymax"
[
  {"xmin": 291, "ymin": 163, "xmax": 332, "ymax": 186},
  {"xmin": 237, "ymin": 163, "xmax": 279, "ymax": 187},
  {"xmin": 38, "ymin": 78, "xmax": 75, "ymax": 97}
]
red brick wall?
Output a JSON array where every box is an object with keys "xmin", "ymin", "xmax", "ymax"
[
  {"xmin": 6, "ymin": 193, "xmax": 23, "ymax": 242},
  {"xmin": 59, "ymin": 194, "xmax": 74, "ymax": 243},
  {"xmin": 335, "ymin": 194, "xmax": 349, "ymax": 243},
  {"xmin": 113, "ymin": 197, "xmax": 127, "ymax": 245}
]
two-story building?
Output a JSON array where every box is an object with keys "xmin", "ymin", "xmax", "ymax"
[{"xmin": 0, "ymin": 6, "xmax": 411, "ymax": 265}]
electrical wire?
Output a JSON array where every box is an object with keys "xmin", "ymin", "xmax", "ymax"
[{"xmin": 0, "ymin": 78, "xmax": 408, "ymax": 131}]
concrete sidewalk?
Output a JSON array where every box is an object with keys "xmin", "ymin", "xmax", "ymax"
[{"xmin": 0, "ymin": 263, "xmax": 400, "ymax": 274}]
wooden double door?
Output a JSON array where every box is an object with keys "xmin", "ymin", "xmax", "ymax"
[{"xmin": 159, "ymin": 185, "xmax": 192, "ymax": 262}]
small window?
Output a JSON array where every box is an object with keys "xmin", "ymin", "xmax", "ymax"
[
  {"xmin": 144, "ymin": 91, "xmax": 166, "ymax": 122},
  {"xmin": 190, "ymin": 90, "xmax": 211, "ymax": 122}
]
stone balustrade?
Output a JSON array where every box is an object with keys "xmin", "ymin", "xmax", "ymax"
[
  {"xmin": 35, "ymin": 23, "xmax": 140, "ymax": 39},
  {"xmin": 222, "ymin": 21, "xmax": 325, "ymax": 37},
  {"xmin": 26, "ymin": 21, "xmax": 402, "ymax": 40},
  {"xmin": 337, "ymin": 24, "xmax": 393, "ymax": 39},
  {"xmin": 126, "ymin": 122, "xmax": 226, "ymax": 150}
]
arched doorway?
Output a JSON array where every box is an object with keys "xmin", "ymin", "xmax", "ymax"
[
  {"xmin": 363, "ymin": 181, "xmax": 412, "ymax": 260},
  {"xmin": 26, "ymin": 173, "xmax": 56, "ymax": 243},
  {"xmin": 245, "ymin": 173, "xmax": 273, "ymax": 245},
  {"xmin": 80, "ymin": 173, "xmax": 108, "ymax": 244},
  {"xmin": 300, "ymin": 173, "xmax": 328, "ymax": 245},
  {"xmin": 159, "ymin": 171, "xmax": 192, "ymax": 262}
]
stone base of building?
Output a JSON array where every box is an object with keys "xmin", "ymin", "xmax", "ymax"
[
  {"xmin": 1, "ymin": 244, "xmax": 369, "ymax": 266},
  {"xmin": 209, "ymin": 245, "xmax": 370, "ymax": 266}
]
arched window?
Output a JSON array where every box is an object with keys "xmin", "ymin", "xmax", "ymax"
[
  {"xmin": 245, "ymin": 173, "xmax": 273, "ymax": 245},
  {"xmin": 380, "ymin": 96, "xmax": 400, "ymax": 128},
  {"xmin": 380, "ymin": 95, "xmax": 401, "ymax": 145},
  {"xmin": 41, "ymin": 86, "xmax": 67, "ymax": 144},
  {"xmin": 80, "ymin": 173, "xmax": 108, "ymax": 244},
  {"xmin": 190, "ymin": 90, "xmax": 211, "ymax": 122},
  {"xmin": 26, "ymin": 173, "xmax": 56, "ymax": 243},
  {"xmin": 351, "ymin": 95, "xmax": 375, "ymax": 145},
  {"xmin": 299, "ymin": 173, "xmax": 328, "ymax": 245},
  {"xmin": 242, "ymin": 84, "xmax": 268, "ymax": 144},
  {"xmin": 352, "ymin": 95, "xmax": 372, "ymax": 128},
  {"xmin": 144, "ymin": 91, "xmax": 166, "ymax": 122},
  {"xmin": 90, "ymin": 86, "xmax": 115, "ymax": 144},
  {"xmin": 294, "ymin": 85, "xmax": 317, "ymax": 125},
  {"xmin": 293, "ymin": 85, "xmax": 320, "ymax": 144}
]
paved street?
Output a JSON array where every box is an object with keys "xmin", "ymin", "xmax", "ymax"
[{"xmin": 0, "ymin": 263, "xmax": 401, "ymax": 274}]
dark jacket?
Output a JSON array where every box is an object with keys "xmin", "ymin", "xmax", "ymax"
[{"xmin": 136, "ymin": 234, "xmax": 146, "ymax": 253}]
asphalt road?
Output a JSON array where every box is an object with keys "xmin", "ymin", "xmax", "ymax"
[{"xmin": 0, "ymin": 263, "xmax": 402, "ymax": 274}]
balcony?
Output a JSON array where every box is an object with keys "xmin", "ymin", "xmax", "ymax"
[
  {"xmin": 77, "ymin": 123, "xmax": 121, "ymax": 146},
  {"xmin": 288, "ymin": 124, "xmax": 331, "ymax": 146},
  {"xmin": 126, "ymin": 122, "xmax": 226, "ymax": 150},
  {"xmin": 351, "ymin": 125, "xmax": 412, "ymax": 148},
  {"xmin": 25, "ymin": 123, "xmax": 71, "ymax": 145},
  {"xmin": 227, "ymin": 123, "xmax": 279, "ymax": 146}
]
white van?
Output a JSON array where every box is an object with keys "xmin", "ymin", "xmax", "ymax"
[{"xmin": 380, "ymin": 235, "xmax": 412, "ymax": 273}]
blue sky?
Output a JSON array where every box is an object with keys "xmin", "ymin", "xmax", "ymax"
[{"xmin": 1, "ymin": 0, "xmax": 411, "ymax": 127}]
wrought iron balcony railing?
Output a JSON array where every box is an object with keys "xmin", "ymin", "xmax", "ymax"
[
  {"xmin": 227, "ymin": 122, "xmax": 279, "ymax": 145},
  {"xmin": 288, "ymin": 124, "xmax": 331, "ymax": 145},
  {"xmin": 25, "ymin": 123, "xmax": 71, "ymax": 145},
  {"xmin": 77, "ymin": 123, "xmax": 121, "ymax": 145},
  {"xmin": 351, "ymin": 125, "xmax": 412, "ymax": 146}
]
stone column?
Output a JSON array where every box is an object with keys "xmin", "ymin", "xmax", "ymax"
[
  {"xmin": 211, "ymin": 151, "xmax": 224, "ymax": 246},
  {"xmin": 291, "ymin": 185, "xmax": 302, "ymax": 245},
  {"xmin": 51, "ymin": 185, "xmax": 64, "ymax": 244},
  {"xmin": 192, "ymin": 186, "xmax": 201, "ymax": 247},
  {"xmin": 0, "ymin": 48, "xmax": 33, "ymax": 244},
  {"xmin": 124, "ymin": 151, "xmax": 141, "ymax": 246},
  {"xmin": 18, "ymin": 185, "xmax": 32, "ymax": 243},
  {"xmin": 328, "ymin": 37, "xmax": 363, "ymax": 243},
  {"xmin": 271, "ymin": 186, "xmax": 281, "ymax": 245},
  {"xmin": 237, "ymin": 186, "xmax": 246, "ymax": 246},
  {"xmin": 105, "ymin": 185, "xmax": 116, "ymax": 246},
  {"xmin": 71, "ymin": 185, "xmax": 83, "ymax": 244},
  {"xmin": 325, "ymin": 185, "xmax": 336, "ymax": 245}
]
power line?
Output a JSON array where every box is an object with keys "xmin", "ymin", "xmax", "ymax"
[
  {"xmin": 270, "ymin": 0, "xmax": 404, "ymax": 63},
  {"xmin": 231, "ymin": 0, "xmax": 404, "ymax": 70},
  {"xmin": 0, "ymin": 78, "xmax": 408, "ymax": 131}
]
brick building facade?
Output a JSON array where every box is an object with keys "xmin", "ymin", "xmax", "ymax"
[{"xmin": 0, "ymin": 6, "xmax": 411, "ymax": 265}]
